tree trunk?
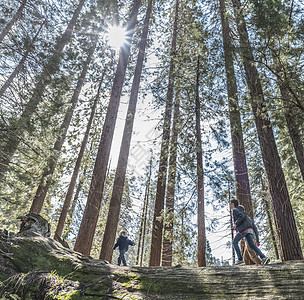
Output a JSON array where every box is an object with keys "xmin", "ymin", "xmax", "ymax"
[
  {"xmin": 162, "ymin": 90, "xmax": 180, "ymax": 266},
  {"xmin": 54, "ymin": 70, "xmax": 106, "ymax": 241},
  {"xmin": 195, "ymin": 56, "xmax": 206, "ymax": 267},
  {"xmin": 0, "ymin": 21, "xmax": 45, "ymax": 98},
  {"xmin": 0, "ymin": 0, "xmax": 27, "ymax": 44},
  {"xmin": 140, "ymin": 179, "xmax": 150, "ymax": 267},
  {"xmin": 231, "ymin": 0, "xmax": 303, "ymax": 261},
  {"xmin": 149, "ymin": 0, "xmax": 179, "ymax": 267},
  {"xmin": 179, "ymin": 208, "xmax": 185, "ymax": 264},
  {"xmin": 62, "ymin": 171, "xmax": 84, "ymax": 240},
  {"xmin": 269, "ymin": 51, "xmax": 304, "ymax": 180},
  {"xmin": 283, "ymin": 109, "xmax": 304, "ymax": 180},
  {"xmin": 136, "ymin": 160, "xmax": 152, "ymax": 266},
  {"xmin": 29, "ymin": 45, "xmax": 95, "ymax": 214},
  {"xmin": 219, "ymin": 0, "xmax": 253, "ymax": 218},
  {"xmin": 275, "ymin": 67, "xmax": 304, "ymax": 180},
  {"xmin": 141, "ymin": 158, "xmax": 153, "ymax": 266},
  {"xmin": 136, "ymin": 194, "xmax": 146, "ymax": 265},
  {"xmin": 261, "ymin": 178, "xmax": 280, "ymax": 260},
  {"xmin": 99, "ymin": 0, "xmax": 151, "ymax": 262},
  {"xmin": 74, "ymin": 0, "xmax": 141, "ymax": 256},
  {"xmin": 220, "ymin": 0, "xmax": 259, "ymax": 265},
  {"xmin": 0, "ymin": 0, "xmax": 86, "ymax": 182},
  {"xmin": 229, "ymin": 190, "xmax": 236, "ymax": 265},
  {"xmin": 62, "ymin": 141, "xmax": 94, "ymax": 240}
]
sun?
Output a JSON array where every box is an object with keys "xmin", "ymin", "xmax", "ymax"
[{"xmin": 107, "ymin": 25, "xmax": 127, "ymax": 51}]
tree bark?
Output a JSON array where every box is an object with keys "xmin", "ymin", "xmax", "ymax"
[
  {"xmin": 231, "ymin": 0, "xmax": 303, "ymax": 261},
  {"xmin": 162, "ymin": 90, "xmax": 180, "ymax": 266},
  {"xmin": 195, "ymin": 56, "xmax": 206, "ymax": 267},
  {"xmin": 283, "ymin": 109, "xmax": 304, "ymax": 180},
  {"xmin": 261, "ymin": 178, "xmax": 280, "ymax": 260},
  {"xmin": 0, "ymin": 0, "xmax": 27, "ymax": 44},
  {"xmin": 62, "ymin": 153, "xmax": 91, "ymax": 240},
  {"xmin": 29, "ymin": 45, "xmax": 95, "ymax": 213},
  {"xmin": 62, "ymin": 175, "xmax": 83, "ymax": 240},
  {"xmin": 136, "ymin": 192, "xmax": 146, "ymax": 265},
  {"xmin": 274, "ymin": 60, "xmax": 304, "ymax": 180},
  {"xmin": 136, "ymin": 159, "xmax": 152, "ymax": 266},
  {"xmin": 99, "ymin": 0, "xmax": 151, "ymax": 262},
  {"xmin": 179, "ymin": 208, "xmax": 185, "ymax": 264},
  {"xmin": 140, "ymin": 178, "xmax": 150, "ymax": 267},
  {"xmin": 74, "ymin": 0, "xmax": 141, "ymax": 256},
  {"xmin": 229, "ymin": 190, "xmax": 236, "ymax": 265},
  {"xmin": 0, "ymin": 0, "xmax": 86, "ymax": 182},
  {"xmin": 54, "ymin": 70, "xmax": 106, "ymax": 241},
  {"xmin": 269, "ymin": 51, "xmax": 304, "ymax": 180},
  {"xmin": 220, "ymin": 0, "xmax": 259, "ymax": 265},
  {"xmin": 149, "ymin": 0, "xmax": 179, "ymax": 267},
  {"xmin": 219, "ymin": 0, "xmax": 253, "ymax": 218}
]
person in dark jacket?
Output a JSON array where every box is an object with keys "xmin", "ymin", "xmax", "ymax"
[
  {"xmin": 113, "ymin": 230, "xmax": 135, "ymax": 266},
  {"xmin": 231, "ymin": 199, "xmax": 270, "ymax": 265}
]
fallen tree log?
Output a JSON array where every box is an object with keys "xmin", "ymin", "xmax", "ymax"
[{"xmin": 1, "ymin": 229, "xmax": 304, "ymax": 299}]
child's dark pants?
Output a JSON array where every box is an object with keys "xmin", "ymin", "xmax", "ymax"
[{"xmin": 118, "ymin": 249, "xmax": 127, "ymax": 266}]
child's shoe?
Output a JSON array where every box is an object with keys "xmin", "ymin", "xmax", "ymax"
[
  {"xmin": 262, "ymin": 257, "xmax": 270, "ymax": 265},
  {"xmin": 235, "ymin": 259, "xmax": 244, "ymax": 265}
]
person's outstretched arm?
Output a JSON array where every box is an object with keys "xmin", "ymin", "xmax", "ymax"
[{"xmin": 128, "ymin": 239, "xmax": 135, "ymax": 246}]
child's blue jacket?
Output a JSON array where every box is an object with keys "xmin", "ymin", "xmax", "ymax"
[{"xmin": 113, "ymin": 236, "xmax": 135, "ymax": 251}]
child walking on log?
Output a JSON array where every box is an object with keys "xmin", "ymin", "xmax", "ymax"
[{"xmin": 113, "ymin": 230, "xmax": 135, "ymax": 266}]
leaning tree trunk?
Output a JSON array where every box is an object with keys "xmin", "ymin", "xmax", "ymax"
[
  {"xmin": 136, "ymin": 160, "xmax": 152, "ymax": 266},
  {"xmin": 283, "ymin": 109, "xmax": 304, "ymax": 180},
  {"xmin": 273, "ymin": 56, "xmax": 304, "ymax": 180},
  {"xmin": 149, "ymin": 0, "xmax": 179, "ymax": 267},
  {"xmin": 229, "ymin": 190, "xmax": 236, "ymax": 265},
  {"xmin": 179, "ymin": 208, "xmax": 186, "ymax": 264},
  {"xmin": 221, "ymin": 0, "xmax": 260, "ymax": 265},
  {"xmin": 99, "ymin": 0, "xmax": 151, "ymax": 262},
  {"xmin": 54, "ymin": 69, "xmax": 106, "ymax": 241},
  {"xmin": 162, "ymin": 90, "xmax": 180, "ymax": 266},
  {"xmin": 0, "ymin": 0, "xmax": 27, "ymax": 44},
  {"xmin": 231, "ymin": 0, "xmax": 303, "ymax": 261},
  {"xmin": 62, "ymin": 176, "xmax": 83, "ymax": 240},
  {"xmin": 0, "ymin": 20, "xmax": 45, "ymax": 98},
  {"xmin": 74, "ymin": 0, "xmax": 141, "ymax": 256},
  {"xmin": 219, "ymin": 0, "xmax": 253, "ymax": 218},
  {"xmin": 29, "ymin": 45, "xmax": 95, "ymax": 214},
  {"xmin": 0, "ymin": 0, "xmax": 86, "ymax": 182},
  {"xmin": 195, "ymin": 56, "xmax": 206, "ymax": 267},
  {"xmin": 140, "ymin": 177, "xmax": 150, "ymax": 266},
  {"xmin": 136, "ymin": 192, "xmax": 147, "ymax": 265},
  {"xmin": 261, "ymin": 178, "xmax": 280, "ymax": 260},
  {"xmin": 62, "ymin": 147, "xmax": 91, "ymax": 240},
  {"xmin": 282, "ymin": 109, "xmax": 304, "ymax": 180},
  {"xmin": 141, "ymin": 158, "xmax": 153, "ymax": 266}
]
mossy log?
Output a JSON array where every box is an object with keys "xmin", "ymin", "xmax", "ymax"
[{"xmin": 1, "ymin": 231, "xmax": 304, "ymax": 299}]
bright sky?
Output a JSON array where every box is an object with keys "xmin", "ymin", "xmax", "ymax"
[{"xmin": 106, "ymin": 25, "xmax": 127, "ymax": 51}]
